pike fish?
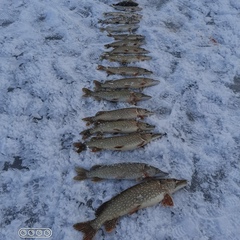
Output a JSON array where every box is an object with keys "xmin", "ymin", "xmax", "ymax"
[
  {"xmin": 82, "ymin": 108, "xmax": 154, "ymax": 124},
  {"xmin": 93, "ymin": 78, "xmax": 160, "ymax": 90},
  {"xmin": 104, "ymin": 39, "xmax": 145, "ymax": 48},
  {"xmin": 101, "ymin": 54, "xmax": 152, "ymax": 63},
  {"xmin": 73, "ymin": 162, "xmax": 168, "ymax": 182},
  {"xmin": 107, "ymin": 33, "xmax": 145, "ymax": 41},
  {"xmin": 111, "ymin": 5, "xmax": 142, "ymax": 12},
  {"xmin": 103, "ymin": 12, "xmax": 142, "ymax": 20},
  {"xmin": 106, "ymin": 46, "xmax": 150, "ymax": 55},
  {"xmin": 80, "ymin": 120, "xmax": 155, "ymax": 139},
  {"xmin": 97, "ymin": 65, "xmax": 153, "ymax": 76},
  {"xmin": 98, "ymin": 17, "xmax": 140, "ymax": 25},
  {"xmin": 73, "ymin": 178, "xmax": 187, "ymax": 240},
  {"xmin": 82, "ymin": 88, "xmax": 151, "ymax": 105},
  {"xmin": 113, "ymin": 1, "xmax": 139, "ymax": 7},
  {"xmin": 73, "ymin": 132, "xmax": 165, "ymax": 153},
  {"xmin": 100, "ymin": 24, "xmax": 139, "ymax": 33}
]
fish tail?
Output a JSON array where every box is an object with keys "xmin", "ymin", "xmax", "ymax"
[
  {"xmin": 97, "ymin": 65, "xmax": 106, "ymax": 71},
  {"xmin": 82, "ymin": 88, "xmax": 93, "ymax": 97},
  {"xmin": 80, "ymin": 129, "xmax": 91, "ymax": 139},
  {"xmin": 73, "ymin": 167, "xmax": 89, "ymax": 181},
  {"xmin": 93, "ymin": 80, "xmax": 102, "ymax": 90},
  {"xmin": 73, "ymin": 142, "xmax": 87, "ymax": 153},
  {"xmin": 73, "ymin": 220, "xmax": 97, "ymax": 240}
]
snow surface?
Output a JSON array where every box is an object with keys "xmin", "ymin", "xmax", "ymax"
[{"xmin": 1, "ymin": 0, "xmax": 240, "ymax": 239}]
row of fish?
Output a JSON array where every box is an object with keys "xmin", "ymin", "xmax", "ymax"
[{"xmin": 73, "ymin": 2, "xmax": 187, "ymax": 240}]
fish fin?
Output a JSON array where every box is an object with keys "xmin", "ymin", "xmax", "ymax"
[
  {"xmin": 104, "ymin": 218, "xmax": 119, "ymax": 232},
  {"xmin": 80, "ymin": 129, "xmax": 91, "ymax": 139},
  {"xmin": 137, "ymin": 141, "xmax": 145, "ymax": 147},
  {"xmin": 97, "ymin": 65, "xmax": 105, "ymax": 70},
  {"xmin": 129, "ymin": 205, "xmax": 141, "ymax": 215},
  {"xmin": 73, "ymin": 220, "xmax": 97, "ymax": 240},
  {"xmin": 114, "ymin": 145, "xmax": 124, "ymax": 149},
  {"xmin": 91, "ymin": 147, "xmax": 102, "ymax": 152},
  {"xmin": 93, "ymin": 80, "xmax": 102, "ymax": 90},
  {"xmin": 82, "ymin": 88, "xmax": 93, "ymax": 97},
  {"xmin": 92, "ymin": 177, "xmax": 104, "ymax": 182},
  {"xmin": 90, "ymin": 164, "xmax": 102, "ymax": 170},
  {"xmin": 162, "ymin": 194, "xmax": 174, "ymax": 207},
  {"xmin": 73, "ymin": 167, "xmax": 89, "ymax": 181},
  {"xmin": 73, "ymin": 142, "xmax": 87, "ymax": 153}
]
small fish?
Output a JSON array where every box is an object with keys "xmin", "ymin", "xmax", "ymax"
[
  {"xmin": 113, "ymin": 1, "xmax": 139, "ymax": 7},
  {"xmin": 82, "ymin": 88, "xmax": 151, "ymax": 105},
  {"xmin": 111, "ymin": 5, "xmax": 143, "ymax": 12},
  {"xmin": 104, "ymin": 39, "xmax": 145, "ymax": 49},
  {"xmin": 82, "ymin": 108, "xmax": 153, "ymax": 124},
  {"xmin": 73, "ymin": 132, "xmax": 165, "ymax": 153},
  {"xmin": 107, "ymin": 33, "xmax": 145, "ymax": 41},
  {"xmin": 93, "ymin": 78, "xmax": 160, "ymax": 90},
  {"xmin": 101, "ymin": 54, "xmax": 152, "ymax": 63},
  {"xmin": 98, "ymin": 17, "xmax": 140, "ymax": 25},
  {"xmin": 100, "ymin": 24, "xmax": 139, "ymax": 33},
  {"xmin": 73, "ymin": 162, "xmax": 168, "ymax": 182},
  {"xmin": 80, "ymin": 120, "xmax": 155, "ymax": 139},
  {"xmin": 106, "ymin": 46, "xmax": 150, "ymax": 55},
  {"xmin": 73, "ymin": 178, "xmax": 187, "ymax": 240},
  {"xmin": 97, "ymin": 65, "xmax": 153, "ymax": 76},
  {"xmin": 103, "ymin": 12, "xmax": 142, "ymax": 20}
]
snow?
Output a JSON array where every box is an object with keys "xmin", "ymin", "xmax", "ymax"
[{"xmin": 1, "ymin": 0, "xmax": 240, "ymax": 239}]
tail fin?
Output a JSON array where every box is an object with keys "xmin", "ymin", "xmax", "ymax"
[
  {"xmin": 93, "ymin": 80, "xmax": 102, "ymax": 90},
  {"xmin": 73, "ymin": 142, "xmax": 87, "ymax": 153},
  {"xmin": 73, "ymin": 167, "xmax": 89, "ymax": 181},
  {"xmin": 97, "ymin": 65, "xmax": 106, "ymax": 71},
  {"xmin": 80, "ymin": 129, "xmax": 92, "ymax": 139},
  {"xmin": 73, "ymin": 220, "xmax": 97, "ymax": 240},
  {"xmin": 82, "ymin": 88, "xmax": 93, "ymax": 97}
]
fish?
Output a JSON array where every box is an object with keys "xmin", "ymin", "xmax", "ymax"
[
  {"xmin": 74, "ymin": 162, "xmax": 168, "ymax": 182},
  {"xmin": 104, "ymin": 39, "xmax": 145, "ymax": 48},
  {"xmin": 80, "ymin": 120, "xmax": 155, "ymax": 139},
  {"xmin": 93, "ymin": 78, "xmax": 160, "ymax": 90},
  {"xmin": 100, "ymin": 24, "xmax": 139, "ymax": 33},
  {"xmin": 73, "ymin": 178, "xmax": 187, "ymax": 240},
  {"xmin": 97, "ymin": 65, "xmax": 153, "ymax": 76},
  {"xmin": 111, "ymin": 5, "xmax": 143, "ymax": 12},
  {"xmin": 101, "ymin": 54, "xmax": 152, "ymax": 63},
  {"xmin": 103, "ymin": 12, "xmax": 142, "ymax": 20},
  {"xmin": 82, "ymin": 108, "xmax": 154, "ymax": 124},
  {"xmin": 105, "ymin": 46, "xmax": 150, "ymax": 55},
  {"xmin": 73, "ymin": 132, "xmax": 165, "ymax": 153},
  {"xmin": 107, "ymin": 33, "xmax": 145, "ymax": 41},
  {"xmin": 82, "ymin": 88, "xmax": 151, "ymax": 105},
  {"xmin": 113, "ymin": 1, "xmax": 139, "ymax": 7},
  {"xmin": 98, "ymin": 17, "xmax": 140, "ymax": 25}
]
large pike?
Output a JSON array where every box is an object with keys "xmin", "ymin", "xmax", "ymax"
[
  {"xmin": 82, "ymin": 108, "xmax": 154, "ymax": 124},
  {"xmin": 103, "ymin": 12, "xmax": 142, "ymax": 20},
  {"xmin": 97, "ymin": 65, "xmax": 153, "ymax": 76},
  {"xmin": 100, "ymin": 24, "xmax": 139, "ymax": 33},
  {"xmin": 98, "ymin": 17, "xmax": 140, "ymax": 25},
  {"xmin": 106, "ymin": 46, "xmax": 150, "ymax": 55},
  {"xmin": 73, "ymin": 162, "xmax": 168, "ymax": 182},
  {"xmin": 107, "ymin": 33, "xmax": 145, "ymax": 41},
  {"xmin": 104, "ymin": 39, "xmax": 145, "ymax": 49},
  {"xmin": 93, "ymin": 78, "xmax": 160, "ymax": 90},
  {"xmin": 73, "ymin": 132, "xmax": 165, "ymax": 153},
  {"xmin": 111, "ymin": 4, "xmax": 142, "ymax": 12},
  {"xmin": 80, "ymin": 120, "xmax": 155, "ymax": 139},
  {"xmin": 82, "ymin": 88, "xmax": 151, "ymax": 105},
  {"xmin": 101, "ymin": 54, "xmax": 152, "ymax": 63},
  {"xmin": 73, "ymin": 178, "xmax": 187, "ymax": 240}
]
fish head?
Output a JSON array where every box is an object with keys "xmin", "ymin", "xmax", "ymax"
[
  {"xmin": 159, "ymin": 179, "xmax": 187, "ymax": 193},
  {"xmin": 142, "ymin": 164, "xmax": 168, "ymax": 178},
  {"xmin": 138, "ymin": 93, "xmax": 152, "ymax": 101},
  {"xmin": 137, "ymin": 108, "xmax": 154, "ymax": 117},
  {"xmin": 150, "ymin": 80, "xmax": 160, "ymax": 86},
  {"xmin": 139, "ymin": 122, "xmax": 155, "ymax": 131}
]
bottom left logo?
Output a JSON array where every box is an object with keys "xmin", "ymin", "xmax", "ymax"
[{"xmin": 18, "ymin": 228, "xmax": 52, "ymax": 238}]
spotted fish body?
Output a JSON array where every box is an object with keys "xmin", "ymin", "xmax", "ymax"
[
  {"xmin": 82, "ymin": 108, "xmax": 154, "ymax": 124},
  {"xmin": 97, "ymin": 65, "xmax": 153, "ymax": 76},
  {"xmin": 101, "ymin": 54, "xmax": 152, "ymax": 63},
  {"xmin": 106, "ymin": 46, "xmax": 150, "ymax": 55},
  {"xmin": 100, "ymin": 24, "xmax": 139, "ymax": 33},
  {"xmin": 94, "ymin": 78, "xmax": 160, "ymax": 90},
  {"xmin": 107, "ymin": 34, "xmax": 145, "ymax": 41},
  {"xmin": 80, "ymin": 120, "xmax": 155, "ymax": 139},
  {"xmin": 74, "ymin": 132, "xmax": 165, "ymax": 153},
  {"xmin": 82, "ymin": 88, "xmax": 151, "ymax": 105},
  {"xmin": 99, "ymin": 17, "xmax": 140, "ymax": 25},
  {"xmin": 111, "ymin": 5, "xmax": 142, "ymax": 12},
  {"xmin": 73, "ymin": 162, "xmax": 168, "ymax": 182},
  {"xmin": 104, "ymin": 39, "xmax": 145, "ymax": 49},
  {"xmin": 103, "ymin": 12, "xmax": 142, "ymax": 20},
  {"xmin": 73, "ymin": 179, "xmax": 187, "ymax": 240}
]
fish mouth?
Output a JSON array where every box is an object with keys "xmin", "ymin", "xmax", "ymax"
[
  {"xmin": 141, "ymin": 95, "xmax": 152, "ymax": 100},
  {"xmin": 175, "ymin": 179, "xmax": 188, "ymax": 190},
  {"xmin": 154, "ymin": 170, "xmax": 169, "ymax": 178},
  {"xmin": 151, "ymin": 80, "xmax": 160, "ymax": 86},
  {"xmin": 150, "ymin": 133, "xmax": 165, "ymax": 140},
  {"xmin": 144, "ymin": 124, "xmax": 155, "ymax": 130}
]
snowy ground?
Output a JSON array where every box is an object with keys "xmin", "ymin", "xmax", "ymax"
[{"xmin": 1, "ymin": 0, "xmax": 240, "ymax": 239}]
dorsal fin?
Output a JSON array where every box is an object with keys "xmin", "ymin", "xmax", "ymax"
[{"xmin": 90, "ymin": 164, "xmax": 103, "ymax": 171}]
